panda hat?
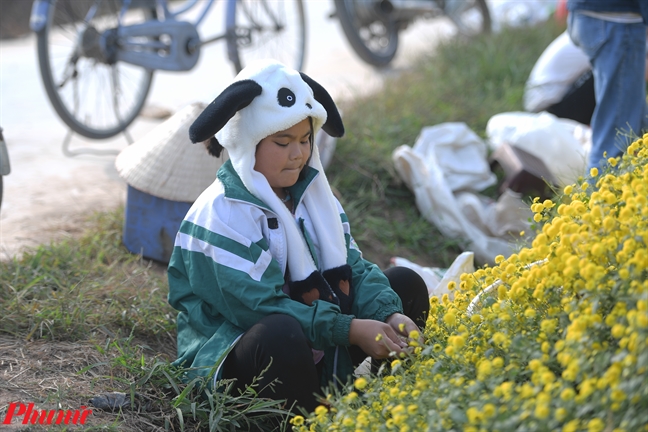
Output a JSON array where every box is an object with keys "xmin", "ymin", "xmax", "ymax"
[{"xmin": 189, "ymin": 59, "xmax": 353, "ymax": 312}]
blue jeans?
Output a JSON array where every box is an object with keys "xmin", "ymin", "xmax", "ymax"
[{"xmin": 567, "ymin": 12, "xmax": 647, "ymax": 172}]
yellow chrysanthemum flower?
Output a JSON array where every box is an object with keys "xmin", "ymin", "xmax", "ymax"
[{"xmin": 302, "ymin": 136, "xmax": 648, "ymax": 432}]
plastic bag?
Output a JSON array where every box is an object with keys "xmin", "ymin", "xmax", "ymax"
[
  {"xmin": 391, "ymin": 252, "xmax": 475, "ymax": 300},
  {"xmin": 435, "ymin": 251, "xmax": 475, "ymax": 300},
  {"xmin": 390, "ymin": 256, "xmax": 446, "ymax": 296}
]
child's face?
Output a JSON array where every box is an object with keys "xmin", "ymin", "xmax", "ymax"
[{"xmin": 254, "ymin": 118, "xmax": 312, "ymax": 194}]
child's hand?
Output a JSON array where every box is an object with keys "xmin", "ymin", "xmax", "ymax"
[
  {"xmin": 385, "ymin": 313, "xmax": 423, "ymax": 344},
  {"xmin": 349, "ymin": 319, "xmax": 408, "ymax": 359}
]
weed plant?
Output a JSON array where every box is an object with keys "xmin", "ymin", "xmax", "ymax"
[{"xmin": 0, "ymin": 21, "xmax": 564, "ymax": 430}]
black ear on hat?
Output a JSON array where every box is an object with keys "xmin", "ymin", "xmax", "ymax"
[
  {"xmin": 299, "ymin": 72, "xmax": 345, "ymax": 138},
  {"xmin": 189, "ymin": 79, "xmax": 263, "ymax": 145}
]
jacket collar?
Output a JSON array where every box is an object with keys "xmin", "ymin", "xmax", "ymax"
[{"xmin": 217, "ymin": 159, "xmax": 319, "ymax": 211}]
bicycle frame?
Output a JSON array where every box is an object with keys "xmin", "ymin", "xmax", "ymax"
[
  {"xmin": 158, "ymin": 0, "xmax": 214, "ymax": 26},
  {"xmin": 30, "ymin": 0, "xmax": 238, "ymax": 72}
]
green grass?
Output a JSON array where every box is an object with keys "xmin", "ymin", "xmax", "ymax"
[
  {"xmin": 0, "ymin": 21, "xmax": 564, "ymax": 431},
  {"xmin": 0, "ymin": 210, "xmax": 173, "ymax": 343}
]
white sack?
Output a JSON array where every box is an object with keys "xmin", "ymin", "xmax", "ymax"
[
  {"xmin": 393, "ymin": 123, "xmax": 532, "ymax": 265},
  {"xmin": 412, "ymin": 123, "xmax": 496, "ymax": 192},
  {"xmin": 456, "ymin": 189, "xmax": 532, "ymax": 238},
  {"xmin": 486, "ymin": 111, "xmax": 590, "ymax": 186}
]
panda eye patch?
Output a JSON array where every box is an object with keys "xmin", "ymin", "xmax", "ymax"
[{"xmin": 277, "ymin": 88, "xmax": 296, "ymax": 107}]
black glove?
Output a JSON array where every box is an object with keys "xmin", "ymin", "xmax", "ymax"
[
  {"xmin": 323, "ymin": 264, "xmax": 354, "ymax": 314},
  {"xmin": 289, "ymin": 271, "xmax": 339, "ymax": 307}
]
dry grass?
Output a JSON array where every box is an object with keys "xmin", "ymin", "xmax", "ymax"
[{"xmin": 0, "ymin": 334, "xmax": 176, "ymax": 431}]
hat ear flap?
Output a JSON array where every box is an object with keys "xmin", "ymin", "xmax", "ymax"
[
  {"xmin": 300, "ymin": 72, "xmax": 345, "ymax": 138},
  {"xmin": 189, "ymin": 79, "xmax": 263, "ymax": 144}
]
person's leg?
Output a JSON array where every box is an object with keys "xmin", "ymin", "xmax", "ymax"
[
  {"xmin": 220, "ymin": 314, "xmax": 321, "ymax": 412},
  {"xmin": 568, "ymin": 13, "xmax": 646, "ymax": 171},
  {"xmin": 383, "ymin": 266, "xmax": 429, "ymax": 328}
]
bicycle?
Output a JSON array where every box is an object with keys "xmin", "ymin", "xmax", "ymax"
[
  {"xmin": 30, "ymin": 0, "xmax": 307, "ymax": 140},
  {"xmin": 334, "ymin": 0, "xmax": 491, "ymax": 67}
]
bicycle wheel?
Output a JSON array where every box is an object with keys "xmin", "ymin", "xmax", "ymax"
[
  {"xmin": 445, "ymin": 0, "xmax": 491, "ymax": 37},
  {"xmin": 36, "ymin": 0, "xmax": 156, "ymax": 140},
  {"xmin": 334, "ymin": 0, "xmax": 398, "ymax": 68},
  {"xmin": 227, "ymin": 0, "xmax": 306, "ymax": 74}
]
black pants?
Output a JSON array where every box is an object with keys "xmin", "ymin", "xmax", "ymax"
[{"xmin": 220, "ymin": 266, "xmax": 429, "ymax": 412}]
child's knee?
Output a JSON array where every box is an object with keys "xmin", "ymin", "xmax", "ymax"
[
  {"xmin": 384, "ymin": 266, "xmax": 428, "ymax": 297},
  {"xmin": 255, "ymin": 314, "xmax": 310, "ymax": 351}
]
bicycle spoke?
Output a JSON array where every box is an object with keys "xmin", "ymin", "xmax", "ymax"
[
  {"xmin": 73, "ymin": 69, "xmax": 80, "ymax": 121},
  {"xmin": 57, "ymin": 57, "xmax": 77, "ymax": 90},
  {"xmin": 260, "ymin": 0, "xmax": 282, "ymax": 30},
  {"xmin": 229, "ymin": 0, "xmax": 305, "ymax": 72},
  {"xmin": 84, "ymin": 0, "xmax": 103, "ymax": 25},
  {"xmin": 37, "ymin": 0, "xmax": 154, "ymax": 138},
  {"xmin": 111, "ymin": 65, "xmax": 123, "ymax": 124}
]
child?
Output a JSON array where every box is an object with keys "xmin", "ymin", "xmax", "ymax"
[{"xmin": 167, "ymin": 60, "xmax": 429, "ymax": 412}]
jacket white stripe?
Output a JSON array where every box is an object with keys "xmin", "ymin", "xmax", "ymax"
[
  {"xmin": 177, "ymin": 231, "xmax": 272, "ymax": 282},
  {"xmin": 185, "ymin": 208, "xmax": 253, "ymax": 249}
]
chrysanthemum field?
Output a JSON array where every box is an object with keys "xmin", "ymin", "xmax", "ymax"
[{"xmin": 293, "ymin": 136, "xmax": 648, "ymax": 432}]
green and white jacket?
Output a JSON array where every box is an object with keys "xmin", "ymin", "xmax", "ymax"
[{"xmin": 168, "ymin": 160, "xmax": 403, "ymax": 387}]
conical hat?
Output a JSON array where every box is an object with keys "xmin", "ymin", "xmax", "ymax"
[{"xmin": 116, "ymin": 103, "xmax": 228, "ymax": 202}]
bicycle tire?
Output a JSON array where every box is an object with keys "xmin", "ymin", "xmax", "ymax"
[
  {"xmin": 446, "ymin": 0, "xmax": 492, "ymax": 37},
  {"xmin": 227, "ymin": 0, "xmax": 307, "ymax": 74},
  {"xmin": 334, "ymin": 0, "xmax": 398, "ymax": 68},
  {"xmin": 36, "ymin": 0, "xmax": 156, "ymax": 140}
]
